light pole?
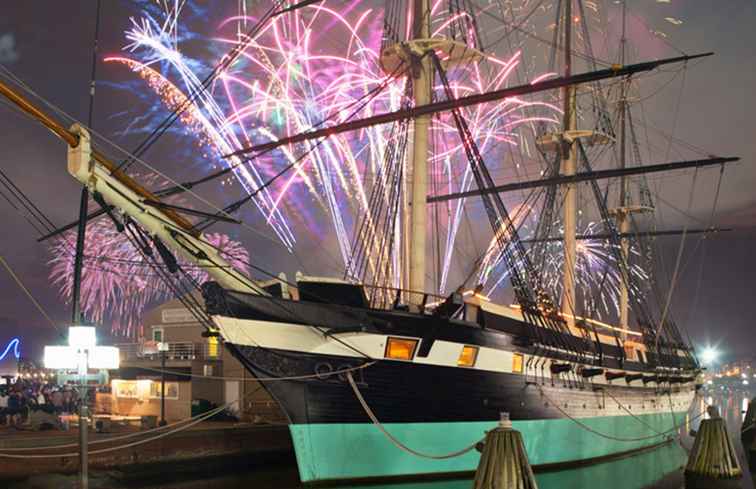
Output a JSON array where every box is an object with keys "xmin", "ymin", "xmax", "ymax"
[
  {"xmin": 44, "ymin": 326, "xmax": 119, "ymax": 489},
  {"xmin": 158, "ymin": 342, "xmax": 169, "ymax": 426}
]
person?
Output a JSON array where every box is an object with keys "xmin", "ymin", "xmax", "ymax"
[
  {"xmin": 36, "ymin": 390, "xmax": 45, "ymax": 408},
  {"xmin": 7, "ymin": 391, "xmax": 19, "ymax": 426},
  {"xmin": 51, "ymin": 389, "xmax": 63, "ymax": 414},
  {"xmin": 0, "ymin": 389, "xmax": 7, "ymax": 425},
  {"xmin": 62, "ymin": 388, "xmax": 72, "ymax": 414}
]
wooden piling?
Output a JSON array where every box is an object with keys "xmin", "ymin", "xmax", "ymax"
[
  {"xmin": 684, "ymin": 406, "xmax": 742, "ymax": 489},
  {"xmin": 473, "ymin": 413, "xmax": 538, "ymax": 489},
  {"xmin": 741, "ymin": 397, "xmax": 756, "ymax": 471}
]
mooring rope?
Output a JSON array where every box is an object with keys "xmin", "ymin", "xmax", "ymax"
[
  {"xmin": 134, "ymin": 360, "xmax": 376, "ymax": 382},
  {"xmin": 346, "ymin": 372, "xmax": 481, "ymax": 459},
  {"xmin": 536, "ymin": 384, "xmax": 704, "ymax": 443},
  {"xmin": 601, "ymin": 387, "xmax": 671, "ymax": 436},
  {"xmin": 0, "ymin": 401, "xmax": 229, "ymax": 459}
]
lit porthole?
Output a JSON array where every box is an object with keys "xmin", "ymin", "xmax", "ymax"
[
  {"xmin": 385, "ymin": 337, "xmax": 418, "ymax": 361},
  {"xmin": 457, "ymin": 346, "xmax": 479, "ymax": 367}
]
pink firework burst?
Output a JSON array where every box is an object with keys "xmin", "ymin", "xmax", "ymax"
[{"xmin": 49, "ymin": 219, "xmax": 250, "ymax": 338}]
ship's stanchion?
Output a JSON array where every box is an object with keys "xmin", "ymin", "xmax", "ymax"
[
  {"xmin": 741, "ymin": 397, "xmax": 756, "ymax": 471},
  {"xmin": 684, "ymin": 406, "xmax": 742, "ymax": 489},
  {"xmin": 472, "ymin": 412, "xmax": 538, "ymax": 489}
]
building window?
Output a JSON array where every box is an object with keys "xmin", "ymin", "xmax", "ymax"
[
  {"xmin": 512, "ymin": 353, "xmax": 524, "ymax": 374},
  {"xmin": 203, "ymin": 364, "xmax": 214, "ymax": 377},
  {"xmin": 457, "ymin": 346, "xmax": 479, "ymax": 367},
  {"xmin": 385, "ymin": 337, "xmax": 418, "ymax": 361},
  {"xmin": 152, "ymin": 328, "xmax": 164, "ymax": 343},
  {"xmin": 113, "ymin": 380, "xmax": 138, "ymax": 399},
  {"xmin": 149, "ymin": 381, "xmax": 179, "ymax": 400},
  {"xmin": 207, "ymin": 336, "xmax": 219, "ymax": 358}
]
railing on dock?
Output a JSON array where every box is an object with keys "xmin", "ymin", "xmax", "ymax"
[{"xmin": 116, "ymin": 341, "xmax": 219, "ymax": 362}]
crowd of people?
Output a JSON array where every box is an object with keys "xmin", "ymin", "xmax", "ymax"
[{"xmin": 0, "ymin": 378, "xmax": 81, "ymax": 427}]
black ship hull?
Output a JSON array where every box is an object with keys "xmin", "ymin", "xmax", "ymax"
[{"xmin": 202, "ymin": 283, "xmax": 697, "ymax": 482}]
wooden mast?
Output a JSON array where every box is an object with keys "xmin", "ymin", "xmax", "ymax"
[
  {"xmin": 407, "ymin": 0, "xmax": 432, "ymax": 305},
  {"xmin": 561, "ymin": 0, "xmax": 578, "ymax": 328}
]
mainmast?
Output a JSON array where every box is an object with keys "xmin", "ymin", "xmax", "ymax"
[
  {"xmin": 408, "ymin": 0, "xmax": 432, "ymax": 305},
  {"xmin": 611, "ymin": 0, "xmax": 652, "ymax": 339},
  {"xmin": 561, "ymin": 0, "xmax": 578, "ymax": 329},
  {"xmin": 616, "ymin": 0, "xmax": 630, "ymax": 337}
]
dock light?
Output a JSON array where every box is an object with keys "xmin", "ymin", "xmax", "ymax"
[
  {"xmin": 44, "ymin": 326, "xmax": 120, "ymax": 371},
  {"xmin": 43, "ymin": 326, "xmax": 120, "ymax": 489},
  {"xmin": 69, "ymin": 326, "xmax": 96, "ymax": 348},
  {"xmin": 700, "ymin": 346, "xmax": 718, "ymax": 366}
]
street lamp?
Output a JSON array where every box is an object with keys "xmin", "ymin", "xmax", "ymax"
[
  {"xmin": 700, "ymin": 346, "xmax": 719, "ymax": 367},
  {"xmin": 44, "ymin": 326, "xmax": 119, "ymax": 489},
  {"xmin": 157, "ymin": 341, "xmax": 169, "ymax": 427}
]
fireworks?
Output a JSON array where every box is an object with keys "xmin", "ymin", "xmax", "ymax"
[
  {"xmin": 51, "ymin": 1, "xmax": 656, "ymax": 333},
  {"xmin": 485, "ymin": 221, "xmax": 649, "ymax": 318},
  {"xmin": 49, "ymin": 216, "xmax": 250, "ymax": 337},
  {"xmin": 109, "ymin": 1, "xmax": 559, "ymax": 290}
]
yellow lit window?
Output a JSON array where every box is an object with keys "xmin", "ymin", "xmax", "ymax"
[
  {"xmin": 457, "ymin": 346, "xmax": 479, "ymax": 367},
  {"xmin": 207, "ymin": 336, "xmax": 219, "ymax": 358},
  {"xmin": 385, "ymin": 337, "xmax": 418, "ymax": 361},
  {"xmin": 512, "ymin": 353, "xmax": 524, "ymax": 374}
]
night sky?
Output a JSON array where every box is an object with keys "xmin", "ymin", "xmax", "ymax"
[{"xmin": 0, "ymin": 1, "xmax": 754, "ymax": 362}]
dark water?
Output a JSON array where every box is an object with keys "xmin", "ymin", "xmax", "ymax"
[{"xmin": 12, "ymin": 390, "xmax": 755, "ymax": 489}]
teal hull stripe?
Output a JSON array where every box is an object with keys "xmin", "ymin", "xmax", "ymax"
[{"xmin": 289, "ymin": 412, "xmax": 687, "ymax": 482}]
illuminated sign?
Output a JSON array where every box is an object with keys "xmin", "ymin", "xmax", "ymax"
[{"xmin": 0, "ymin": 338, "xmax": 20, "ymax": 362}]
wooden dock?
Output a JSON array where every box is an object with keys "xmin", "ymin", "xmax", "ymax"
[{"xmin": 0, "ymin": 422, "xmax": 293, "ymax": 481}]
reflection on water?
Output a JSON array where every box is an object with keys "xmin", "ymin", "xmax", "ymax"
[
  {"xmin": 10, "ymin": 391, "xmax": 756, "ymax": 489},
  {"xmin": 538, "ymin": 442, "xmax": 687, "ymax": 489}
]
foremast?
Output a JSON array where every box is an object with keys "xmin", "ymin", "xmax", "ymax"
[
  {"xmin": 381, "ymin": 0, "xmax": 484, "ymax": 305},
  {"xmin": 407, "ymin": 0, "xmax": 432, "ymax": 305},
  {"xmin": 560, "ymin": 0, "xmax": 578, "ymax": 329}
]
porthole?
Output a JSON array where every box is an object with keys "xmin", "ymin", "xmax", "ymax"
[
  {"xmin": 385, "ymin": 337, "xmax": 418, "ymax": 360},
  {"xmin": 457, "ymin": 346, "xmax": 479, "ymax": 367}
]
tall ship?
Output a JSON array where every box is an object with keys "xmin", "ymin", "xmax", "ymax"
[{"xmin": 0, "ymin": 0, "xmax": 738, "ymax": 484}]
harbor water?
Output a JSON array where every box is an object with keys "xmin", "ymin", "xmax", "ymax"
[{"xmin": 10, "ymin": 389, "xmax": 754, "ymax": 489}]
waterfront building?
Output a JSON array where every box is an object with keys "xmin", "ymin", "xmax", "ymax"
[{"xmin": 96, "ymin": 295, "xmax": 284, "ymax": 423}]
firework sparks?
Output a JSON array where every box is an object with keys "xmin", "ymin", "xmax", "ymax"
[
  {"xmin": 49, "ymin": 216, "xmax": 249, "ymax": 338},
  {"xmin": 110, "ymin": 1, "xmax": 559, "ymax": 295}
]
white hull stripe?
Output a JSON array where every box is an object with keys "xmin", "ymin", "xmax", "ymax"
[{"xmin": 212, "ymin": 315, "xmax": 696, "ymax": 390}]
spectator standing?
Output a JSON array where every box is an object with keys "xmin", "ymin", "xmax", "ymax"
[
  {"xmin": 36, "ymin": 390, "xmax": 45, "ymax": 407},
  {"xmin": 51, "ymin": 389, "xmax": 63, "ymax": 413},
  {"xmin": 7, "ymin": 392, "xmax": 19, "ymax": 426},
  {"xmin": 0, "ymin": 389, "xmax": 7, "ymax": 425}
]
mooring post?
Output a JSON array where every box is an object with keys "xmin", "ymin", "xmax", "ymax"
[
  {"xmin": 741, "ymin": 397, "xmax": 756, "ymax": 471},
  {"xmin": 473, "ymin": 412, "xmax": 538, "ymax": 489},
  {"xmin": 684, "ymin": 405, "xmax": 742, "ymax": 489}
]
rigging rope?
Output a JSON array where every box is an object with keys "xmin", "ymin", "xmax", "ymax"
[
  {"xmin": 654, "ymin": 167, "xmax": 699, "ymax": 350},
  {"xmin": 0, "ymin": 255, "xmax": 62, "ymax": 336}
]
